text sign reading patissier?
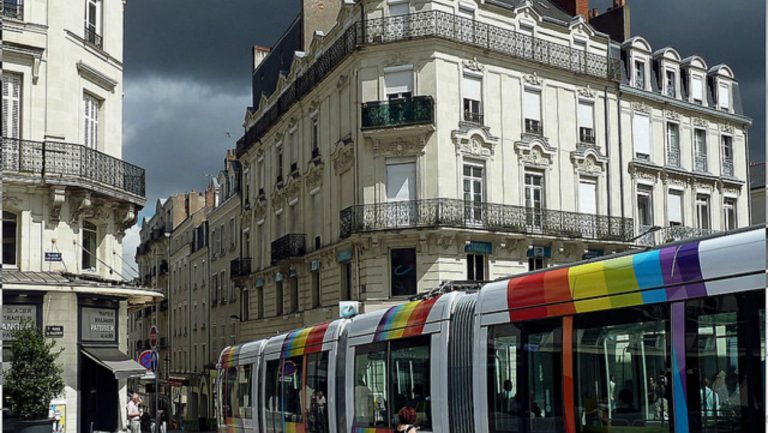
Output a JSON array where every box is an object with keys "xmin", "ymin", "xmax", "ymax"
[
  {"xmin": 80, "ymin": 307, "xmax": 117, "ymax": 343},
  {"xmin": 2, "ymin": 305, "xmax": 38, "ymax": 342}
]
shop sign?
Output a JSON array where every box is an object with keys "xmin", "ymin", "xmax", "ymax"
[
  {"xmin": 527, "ymin": 246, "xmax": 552, "ymax": 258},
  {"xmin": 464, "ymin": 241, "xmax": 493, "ymax": 254},
  {"xmin": 44, "ymin": 252, "xmax": 62, "ymax": 262},
  {"xmin": 336, "ymin": 248, "xmax": 353, "ymax": 263},
  {"xmin": 45, "ymin": 325, "xmax": 64, "ymax": 338},
  {"xmin": 80, "ymin": 307, "xmax": 117, "ymax": 343},
  {"xmin": 254, "ymin": 278, "xmax": 265, "ymax": 288},
  {"xmin": 2, "ymin": 305, "xmax": 38, "ymax": 341},
  {"xmin": 309, "ymin": 260, "xmax": 321, "ymax": 272}
]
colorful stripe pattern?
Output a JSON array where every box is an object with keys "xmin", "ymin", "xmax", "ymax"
[
  {"xmin": 222, "ymin": 417, "xmax": 245, "ymax": 433},
  {"xmin": 373, "ymin": 296, "xmax": 440, "ymax": 341},
  {"xmin": 505, "ymin": 242, "xmax": 708, "ymax": 321},
  {"xmin": 219, "ymin": 344, "xmax": 243, "ymax": 368},
  {"xmin": 671, "ymin": 302, "xmax": 689, "ymax": 433},
  {"xmin": 351, "ymin": 427, "xmax": 392, "ymax": 433},
  {"xmin": 281, "ymin": 322, "xmax": 330, "ymax": 357},
  {"xmin": 284, "ymin": 421, "xmax": 306, "ymax": 433}
]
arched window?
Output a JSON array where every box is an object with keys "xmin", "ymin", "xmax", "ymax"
[
  {"xmin": 2, "ymin": 211, "xmax": 18, "ymax": 266},
  {"xmin": 82, "ymin": 221, "xmax": 97, "ymax": 271}
]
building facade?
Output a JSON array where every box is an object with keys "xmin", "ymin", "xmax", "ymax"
[
  {"xmin": 230, "ymin": 0, "xmax": 751, "ymax": 342},
  {"xmin": 2, "ymin": 1, "xmax": 156, "ymax": 432},
  {"xmin": 750, "ymin": 161, "xmax": 765, "ymax": 224}
]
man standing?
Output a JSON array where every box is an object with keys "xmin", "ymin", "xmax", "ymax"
[{"xmin": 128, "ymin": 393, "xmax": 142, "ymax": 433}]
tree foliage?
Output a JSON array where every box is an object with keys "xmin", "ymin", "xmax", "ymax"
[{"xmin": 5, "ymin": 323, "xmax": 65, "ymax": 420}]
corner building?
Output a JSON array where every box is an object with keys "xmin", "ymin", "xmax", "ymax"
[
  {"xmin": 2, "ymin": 1, "xmax": 157, "ymax": 432},
  {"xmin": 231, "ymin": 0, "xmax": 752, "ymax": 342}
]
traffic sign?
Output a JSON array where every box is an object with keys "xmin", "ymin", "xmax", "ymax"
[
  {"xmin": 149, "ymin": 325, "xmax": 158, "ymax": 349},
  {"xmin": 138, "ymin": 350, "xmax": 154, "ymax": 370},
  {"xmin": 150, "ymin": 351, "xmax": 159, "ymax": 372}
]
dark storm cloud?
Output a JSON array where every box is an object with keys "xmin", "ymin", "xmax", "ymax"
[
  {"xmin": 593, "ymin": 0, "xmax": 765, "ymax": 160},
  {"xmin": 124, "ymin": 0, "xmax": 299, "ymax": 95}
]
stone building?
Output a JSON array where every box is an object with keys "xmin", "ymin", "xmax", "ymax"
[
  {"xmin": 750, "ymin": 161, "xmax": 765, "ymax": 224},
  {"xmin": 1, "ymin": 0, "xmax": 156, "ymax": 432},
  {"xmin": 230, "ymin": 0, "xmax": 752, "ymax": 342}
]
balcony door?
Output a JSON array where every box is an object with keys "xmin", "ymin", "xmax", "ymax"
[
  {"xmin": 386, "ymin": 161, "xmax": 416, "ymax": 227},
  {"xmin": 2, "ymin": 72, "xmax": 22, "ymax": 139},
  {"xmin": 524, "ymin": 171, "xmax": 544, "ymax": 229},
  {"xmin": 578, "ymin": 177, "xmax": 597, "ymax": 237},
  {"xmin": 463, "ymin": 162, "xmax": 484, "ymax": 225}
]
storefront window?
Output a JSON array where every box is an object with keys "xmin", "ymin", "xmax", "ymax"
[
  {"xmin": 573, "ymin": 305, "xmax": 669, "ymax": 433},
  {"xmin": 391, "ymin": 248, "xmax": 417, "ymax": 296}
]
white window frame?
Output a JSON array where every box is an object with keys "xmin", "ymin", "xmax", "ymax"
[
  {"xmin": 578, "ymin": 176, "xmax": 598, "ymax": 215},
  {"xmin": 722, "ymin": 196, "xmax": 737, "ymax": 230},
  {"xmin": 2, "ymin": 72, "xmax": 22, "ymax": 139},
  {"xmin": 695, "ymin": 193, "xmax": 711, "ymax": 230},
  {"xmin": 386, "ymin": 159, "xmax": 417, "ymax": 202},
  {"xmin": 462, "ymin": 73, "xmax": 483, "ymax": 121},
  {"xmin": 690, "ymin": 74, "xmax": 705, "ymax": 105},
  {"xmin": 636, "ymin": 184, "xmax": 654, "ymax": 227},
  {"xmin": 664, "ymin": 68, "xmax": 678, "ymax": 98},
  {"xmin": 632, "ymin": 113, "xmax": 651, "ymax": 160},
  {"xmin": 83, "ymin": 92, "xmax": 100, "ymax": 149},
  {"xmin": 85, "ymin": 0, "xmax": 103, "ymax": 36},
  {"xmin": 718, "ymin": 82, "xmax": 731, "ymax": 111},
  {"xmin": 666, "ymin": 188, "xmax": 684, "ymax": 226},
  {"xmin": 383, "ymin": 65, "xmax": 414, "ymax": 99}
]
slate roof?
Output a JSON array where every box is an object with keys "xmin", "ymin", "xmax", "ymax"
[
  {"xmin": 251, "ymin": 15, "xmax": 303, "ymax": 110},
  {"xmin": 750, "ymin": 161, "xmax": 766, "ymax": 189}
]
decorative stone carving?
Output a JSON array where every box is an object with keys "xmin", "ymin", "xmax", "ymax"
[
  {"xmin": 336, "ymin": 74, "xmax": 349, "ymax": 90},
  {"xmin": 692, "ymin": 117, "xmax": 709, "ymax": 128},
  {"xmin": 70, "ymin": 192, "xmax": 93, "ymax": 223},
  {"xmin": 628, "ymin": 164, "xmax": 658, "ymax": 184},
  {"xmin": 463, "ymin": 57, "xmax": 485, "ymax": 72},
  {"xmin": 720, "ymin": 124, "xmax": 735, "ymax": 134},
  {"xmin": 452, "ymin": 122, "xmax": 499, "ymax": 159},
  {"xmin": 520, "ymin": 147, "xmax": 551, "ymax": 168},
  {"xmin": 523, "ymin": 72, "xmax": 543, "ymax": 87},
  {"xmin": 631, "ymin": 101, "xmax": 650, "ymax": 114},
  {"xmin": 270, "ymin": 186, "xmax": 284, "ymax": 209},
  {"xmin": 573, "ymin": 154, "xmax": 604, "ymax": 175},
  {"xmin": 332, "ymin": 136, "xmax": 354, "ymax": 174},
  {"xmin": 514, "ymin": 134, "xmax": 556, "ymax": 169},
  {"xmin": 308, "ymin": 99, "xmax": 320, "ymax": 114},
  {"xmin": 372, "ymin": 137, "xmax": 427, "ymax": 157},
  {"xmin": 577, "ymin": 85, "xmax": 595, "ymax": 99},
  {"xmin": 304, "ymin": 159, "xmax": 325, "ymax": 191},
  {"xmin": 283, "ymin": 175, "xmax": 302, "ymax": 203},
  {"xmin": 49, "ymin": 186, "xmax": 67, "ymax": 224},
  {"xmin": 114, "ymin": 204, "xmax": 136, "ymax": 240},
  {"xmin": 385, "ymin": 52, "xmax": 408, "ymax": 67},
  {"xmin": 661, "ymin": 172, "xmax": 687, "ymax": 189},
  {"xmin": 664, "ymin": 110, "xmax": 680, "ymax": 121},
  {"xmin": 254, "ymin": 196, "xmax": 267, "ymax": 220},
  {"xmin": 456, "ymin": 135, "xmax": 495, "ymax": 157}
]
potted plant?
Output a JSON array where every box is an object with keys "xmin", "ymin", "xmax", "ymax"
[{"xmin": 5, "ymin": 323, "xmax": 64, "ymax": 433}]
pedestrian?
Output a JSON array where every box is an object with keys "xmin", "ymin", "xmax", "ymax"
[
  {"xmin": 128, "ymin": 393, "xmax": 142, "ymax": 433},
  {"xmin": 396, "ymin": 406, "xmax": 418, "ymax": 433}
]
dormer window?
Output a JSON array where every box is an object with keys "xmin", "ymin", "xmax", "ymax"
[
  {"xmin": 691, "ymin": 74, "xmax": 704, "ymax": 105},
  {"xmin": 665, "ymin": 69, "xmax": 677, "ymax": 98},
  {"xmin": 634, "ymin": 60, "xmax": 646, "ymax": 88},
  {"xmin": 718, "ymin": 82, "xmax": 731, "ymax": 111}
]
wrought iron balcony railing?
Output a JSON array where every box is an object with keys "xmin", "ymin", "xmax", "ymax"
[
  {"xmin": 238, "ymin": 10, "xmax": 621, "ymax": 158},
  {"xmin": 3, "ymin": 1, "xmax": 22, "ymax": 20},
  {"xmin": 525, "ymin": 119, "xmax": 542, "ymax": 135},
  {"xmin": 694, "ymin": 154, "xmax": 708, "ymax": 172},
  {"xmin": 84, "ymin": 25, "xmax": 103, "ymax": 49},
  {"xmin": 362, "ymin": 96, "xmax": 435, "ymax": 130},
  {"xmin": 2, "ymin": 137, "xmax": 146, "ymax": 198},
  {"xmin": 636, "ymin": 225, "xmax": 720, "ymax": 247},
  {"xmin": 271, "ymin": 233, "xmax": 306, "ymax": 264},
  {"xmin": 463, "ymin": 110, "xmax": 484, "ymax": 124},
  {"xmin": 340, "ymin": 198, "xmax": 634, "ymax": 242},
  {"xmin": 666, "ymin": 144, "xmax": 681, "ymax": 168},
  {"xmin": 579, "ymin": 127, "xmax": 595, "ymax": 144},
  {"xmin": 230, "ymin": 257, "xmax": 252, "ymax": 279},
  {"xmin": 722, "ymin": 158, "xmax": 734, "ymax": 177}
]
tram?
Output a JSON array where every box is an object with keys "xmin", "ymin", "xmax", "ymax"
[{"xmin": 217, "ymin": 226, "xmax": 766, "ymax": 433}]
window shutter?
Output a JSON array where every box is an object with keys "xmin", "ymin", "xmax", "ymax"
[
  {"xmin": 462, "ymin": 76, "xmax": 481, "ymax": 102},
  {"xmin": 718, "ymin": 83, "xmax": 730, "ymax": 109},
  {"xmin": 691, "ymin": 75, "xmax": 703, "ymax": 101},
  {"xmin": 389, "ymin": 2, "xmax": 408, "ymax": 16},
  {"xmin": 632, "ymin": 114, "xmax": 650, "ymax": 156},
  {"xmin": 387, "ymin": 162, "xmax": 416, "ymax": 202},
  {"xmin": 523, "ymin": 90, "xmax": 541, "ymax": 121},
  {"xmin": 578, "ymin": 179, "xmax": 597, "ymax": 214},
  {"xmin": 384, "ymin": 70, "xmax": 412, "ymax": 96},
  {"xmin": 83, "ymin": 94, "xmax": 99, "ymax": 149},
  {"xmin": 2, "ymin": 73, "xmax": 22, "ymax": 139},
  {"xmin": 578, "ymin": 101, "xmax": 593, "ymax": 129},
  {"xmin": 667, "ymin": 191, "xmax": 682, "ymax": 224}
]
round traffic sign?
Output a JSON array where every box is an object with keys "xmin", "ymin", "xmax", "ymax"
[
  {"xmin": 149, "ymin": 326, "xmax": 158, "ymax": 348},
  {"xmin": 150, "ymin": 351, "xmax": 159, "ymax": 372},
  {"xmin": 138, "ymin": 350, "xmax": 154, "ymax": 370}
]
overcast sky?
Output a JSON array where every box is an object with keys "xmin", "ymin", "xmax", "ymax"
[{"xmin": 121, "ymin": 0, "xmax": 765, "ymax": 277}]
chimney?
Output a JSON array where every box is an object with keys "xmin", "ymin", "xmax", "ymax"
[
  {"xmin": 252, "ymin": 45, "xmax": 270, "ymax": 71},
  {"xmin": 589, "ymin": 7, "xmax": 599, "ymax": 19},
  {"xmin": 551, "ymin": 0, "xmax": 589, "ymax": 21},
  {"xmin": 301, "ymin": 0, "xmax": 342, "ymax": 51},
  {"xmin": 590, "ymin": 0, "xmax": 631, "ymax": 42},
  {"xmin": 613, "ymin": 0, "xmax": 625, "ymax": 6}
]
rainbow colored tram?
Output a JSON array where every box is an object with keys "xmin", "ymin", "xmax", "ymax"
[{"xmin": 218, "ymin": 226, "xmax": 766, "ymax": 433}]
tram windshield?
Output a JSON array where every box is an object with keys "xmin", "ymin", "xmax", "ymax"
[
  {"xmin": 220, "ymin": 364, "xmax": 253, "ymax": 421},
  {"xmin": 262, "ymin": 353, "xmax": 329, "ymax": 433}
]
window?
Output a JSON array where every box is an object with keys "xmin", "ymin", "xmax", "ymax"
[
  {"xmin": 305, "ymin": 352, "xmax": 330, "ymax": 433},
  {"xmin": 85, "ymin": 0, "xmax": 102, "ymax": 46},
  {"xmin": 523, "ymin": 89, "xmax": 542, "ymax": 134},
  {"xmin": 666, "ymin": 122, "xmax": 680, "ymax": 167},
  {"xmin": 696, "ymin": 193, "xmax": 711, "ymax": 230},
  {"xmin": 240, "ymin": 289, "xmax": 250, "ymax": 321},
  {"xmin": 312, "ymin": 192, "xmax": 322, "ymax": 250},
  {"xmin": 723, "ymin": 198, "xmax": 737, "ymax": 230},
  {"xmin": 83, "ymin": 93, "xmax": 100, "ymax": 149},
  {"xmin": 685, "ymin": 292, "xmax": 765, "ymax": 433},
  {"xmin": 389, "ymin": 0, "xmax": 409, "ymax": 16},
  {"xmin": 256, "ymin": 285, "xmax": 264, "ymax": 319},
  {"xmin": 277, "ymin": 145, "xmax": 284, "ymax": 181},
  {"xmin": 721, "ymin": 135, "xmax": 734, "ymax": 176},
  {"xmin": 311, "ymin": 117, "xmax": 319, "ymax": 154},
  {"xmin": 578, "ymin": 177, "xmax": 597, "ymax": 215},
  {"xmin": 691, "ymin": 75, "xmax": 704, "ymax": 104},
  {"xmin": 467, "ymin": 254, "xmax": 486, "ymax": 281},
  {"xmin": 634, "ymin": 60, "xmax": 646, "ymax": 88},
  {"xmin": 2, "ymin": 211, "xmax": 18, "ymax": 267},
  {"xmin": 694, "ymin": 129, "xmax": 708, "ymax": 172},
  {"xmin": 390, "ymin": 248, "xmax": 417, "ymax": 297},
  {"xmin": 637, "ymin": 185, "xmax": 653, "ymax": 227},
  {"xmin": 275, "ymin": 281, "xmax": 283, "ymax": 316},
  {"xmin": 82, "ymin": 221, "xmax": 97, "ymax": 271},
  {"xmin": 463, "ymin": 162, "xmax": 484, "ymax": 223},
  {"xmin": 518, "ymin": 23, "xmax": 533, "ymax": 36},
  {"xmin": 229, "ymin": 218, "xmax": 236, "ymax": 249},
  {"xmin": 667, "ymin": 190, "xmax": 683, "ymax": 226},
  {"xmin": 632, "ymin": 113, "xmax": 650, "ymax": 160},
  {"xmin": 311, "ymin": 271, "xmax": 321, "ymax": 308},
  {"xmin": 718, "ymin": 82, "xmax": 730, "ymax": 110},
  {"xmin": 384, "ymin": 69, "xmax": 413, "ymax": 100},
  {"xmin": 665, "ymin": 69, "xmax": 676, "ymax": 97},
  {"xmin": 524, "ymin": 171, "xmax": 544, "ymax": 228},
  {"xmin": 263, "ymin": 357, "xmax": 303, "ymax": 433},
  {"xmin": 341, "ymin": 262, "xmax": 352, "ymax": 301},
  {"xmin": 528, "ymin": 256, "xmax": 546, "ymax": 271},
  {"xmin": 243, "ymin": 230, "xmax": 250, "ymax": 258},
  {"xmin": 289, "ymin": 276, "xmax": 299, "ymax": 313},
  {"xmin": 386, "ymin": 162, "xmax": 416, "ymax": 202},
  {"xmin": 574, "ymin": 305, "xmax": 670, "ymax": 433},
  {"xmin": 2, "ymin": 72, "xmax": 22, "ymax": 139},
  {"xmin": 354, "ymin": 336, "xmax": 431, "ymax": 429},
  {"xmin": 577, "ymin": 101, "xmax": 594, "ymax": 144},
  {"xmin": 462, "ymin": 75, "xmax": 482, "ymax": 123},
  {"xmin": 488, "ymin": 319, "xmax": 562, "ymax": 433}
]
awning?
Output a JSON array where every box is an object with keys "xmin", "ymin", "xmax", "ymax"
[{"xmin": 82, "ymin": 346, "xmax": 147, "ymax": 380}]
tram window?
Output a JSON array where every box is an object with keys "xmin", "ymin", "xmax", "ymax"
[
  {"xmin": 354, "ymin": 342, "xmax": 388, "ymax": 427},
  {"xmin": 390, "ymin": 337, "xmax": 432, "ymax": 429},
  {"xmin": 306, "ymin": 351, "xmax": 330, "ymax": 433},
  {"xmin": 264, "ymin": 360, "xmax": 281, "ymax": 433},
  {"xmin": 573, "ymin": 305, "xmax": 670, "ymax": 433},
  {"xmin": 281, "ymin": 356, "xmax": 305, "ymax": 425},
  {"xmin": 685, "ymin": 291, "xmax": 765, "ymax": 433},
  {"xmin": 487, "ymin": 320, "xmax": 562, "ymax": 433},
  {"xmin": 223, "ymin": 367, "xmax": 237, "ymax": 418},
  {"xmin": 230, "ymin": 365, "xmax": 252, "ymax": 419}
]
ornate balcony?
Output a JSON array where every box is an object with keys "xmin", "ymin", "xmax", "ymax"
[
  {"xmin": 230, "ymin": 258, "xmax": 252, "ymax": 280},
  {"xmin": 695, "ymin": 154, "xmax": 708, "ymax": 172},
  {"xmin": 3, "ymin": 1, "xmax": 22, "ymax": 20},
  {"xmin": 270, "ymin": 234, "xmax": 306, "ymax": 264},
  {"xmin": 636, "ymin": 225, "xmax": 720, "ymax": 247},
  {"xmin": 722, "ymin": 158, "xmax": 734, "ymax": 177},
  {"xmin": 362, "ymin": 96, "xmax": 434, "ymax": 130},
  {"xmin": 463, "ymin": 110, "xmax": 484, "ymax": 124},
  {"xmin": 666, "ymin": 144, "xmax": 681, "ymax": 168},
  {"xmin": 84, "ymin": 25, "xmax": 103, "ymax": 49},
  {"xmin": 2, "ymin": 137, "xmax": 145, "ymax": 201},
  {"xmin": 579, "ymin": 127, "xmax": 595, "ymax": 144},
  {"xmin": 525, "ymin": 119, "xmax": 542, "ymax": 135},
  {"xmin": 340, "ymin": 198, "xmax": 634, "ymax": 242}
]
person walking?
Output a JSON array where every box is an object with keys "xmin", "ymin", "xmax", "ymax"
[
  {"xmin": 396, "ymin": 407, "xmax": 418, "ymax": 433},
  {"xmin": 128, "ymin": 393, "xmax": 143, "ymax": 433}
]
